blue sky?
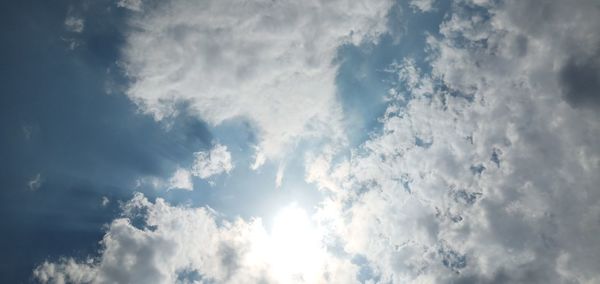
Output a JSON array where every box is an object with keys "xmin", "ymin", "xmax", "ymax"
[{"xmin": 2, "ymin": 0, "xmax": 600, "ymax": 283}]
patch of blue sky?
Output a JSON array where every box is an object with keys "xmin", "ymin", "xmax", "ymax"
[
  {"xmin": 333, "ymin": 0, "xmax": 449, "ymax": 154},
  {"xmin": 153, "ymin": 113, "xmax": 325, "ymax": 225},
  {"xmin": 0, "ymin": 1, "xmax": 212, "ymax": 281},
  {"xmin": 352, "ymin": 254, "xmax": 381, "ymax": 283}
]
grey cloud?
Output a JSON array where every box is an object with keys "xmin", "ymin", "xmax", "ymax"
[
  {"xmin": 559, "ymin": 53, "xmax": 600, "ymax": 108},
  {"xmin": 500, "ymin": 0, "xmax": 600, "ymax": 109},
  {"xmin": 218, "ymin": 243, "xmax": 241, "ymax": 281},
  {"xmin": 453, "ymin": 267, "xmax": 558, "ymax": 284}
]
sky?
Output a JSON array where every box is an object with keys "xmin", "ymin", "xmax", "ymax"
[{"xmin": 1, "ymin": 0, "xmax": 599, "ymax": 283}]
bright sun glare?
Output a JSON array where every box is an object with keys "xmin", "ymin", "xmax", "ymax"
[{"xmin": 265, "ymin": 204, "xmax": 325, "ymax": 282}]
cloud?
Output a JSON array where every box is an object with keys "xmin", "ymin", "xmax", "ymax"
[
  {"xmin": 21, "ymin": 123, "xmax": 38, "ymax": 140},
  {"xmin": 27, "ymin": 173, "xmax": 43, "ymax": 191},
  {"xmin": 33, "ymin": 193, "xmax": 359, "ymax": 284},
  {"xmin": 306, "ymin": 0, "xmax": 600, "ymax": 282},
  {"xmin": 191, "ymin": 144, "xmax": 233, "ymax": 179},
  {"xmin": 134, "ymin": 144, "xmax": 233, "ymax": 191},
  {"xmin": 409, "ymin": 0, "xmax": 436, "ymax": 12},
  {"xmin": 64, "ymin": 16, "xmax": 84, "ymax": 33},
  {"xmin": 101, "ymin": 196, "xmax": 110, "ymax": 207},
  {"xmin": 32, "ymin": 0, "xmax": 600, "ymax": 283},
  {"xmin": 168, "ymin": 168, "xmax": 193, "ymax": 191},
  {"xmin": 120, "ymin": 0, "xmax": 393, "ymax": 167},
  {"xmin": 559, "ymin": 53, "xmax": 600, "ymax": 108},
  {"xmin": 117, "ymin": 0, "xmax": 143, "ymax": 11}
]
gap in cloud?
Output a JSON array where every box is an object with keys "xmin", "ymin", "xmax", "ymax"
[
  {"xmin": 334, "ymin": 0, "xmax": 449, "ymax": 150},
  {"xmin": 150, "ymin": 113, "xmax": 322, "ymax": 220}
]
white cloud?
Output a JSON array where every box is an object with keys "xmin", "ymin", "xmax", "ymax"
[
  {"xmin": 168, "ymin": 168, "xmax": 193, "ymax": 191},
  {"xmin": 101, "ymin": 196, "xmax": 110, "ymax": 207},
  {"xmin": 307, "ymin": 0, "xmax": 600, "ymax": 282},
  {"xmin": 121, "ymin": 0, "xmax": 394, "ymax": 167},
  {"xmin": 275, "ymin": 163, "xmax": 285, "ymax": 188},
  {"xmin": 117, "ymin": 0, "xmax": 142, "ymax": 11},
  {"xmin": 134, "ymin": 145, "xmax": 233, "ymax": 191},
  {"xmin": 27, "ymin": 173, "xmax": 43, "ymax": 191},
  {"xmin": 191, "ymin": 144, "xmax": 233, "ymax": 179},
  {"xmin": 409, "ymin": 0, "xmax": 436, "ymax": 12},
  {"xmin": 134, "ymin": 175, "xmax": 164, "ymax": 190},
  {"xmin": 34, "ymin": 194, "xmax": 359, "ymax": 284},
  {"xmin": 64, "ymin": 16, "xmax": 84, "ymax": 33}
]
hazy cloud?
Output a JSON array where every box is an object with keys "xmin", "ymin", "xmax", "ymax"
[
  {"xmin": 27, "ymin": 173, "xmax": 43, "ymax": 191},
  {"xmin": 101, "ymin": 196, "xmax": 110, "ymax": 207},
  {"xmin": 409, "ymin": 0, "xmax": 436, "ymax": 12},
  {"xmin": 117, "ymin": 0, "xmax": 142, "ymax": 11},
  {"xmin": 64, "ymin": 16, "xmax": 84, "ymax": 33}
]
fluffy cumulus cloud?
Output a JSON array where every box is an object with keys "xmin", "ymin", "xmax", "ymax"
[
  {"xmin": 34, "ymin": 194, "xmax": 359, "ymax": 284},
  {"xmin": 121, "ymin": 0, "xmax": 393, "ymax": 167},
  {"xmin": 307, "ymin": 0, "xmax": 600, "ymax": 282}
]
